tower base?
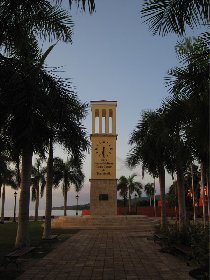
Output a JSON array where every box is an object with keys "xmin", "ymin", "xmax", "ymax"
[{"xmin": 90, "ymin": 179, "xmax": 117, "ymax": 215}]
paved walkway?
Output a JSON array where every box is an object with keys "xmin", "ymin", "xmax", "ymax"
[{"xmin": 18, "ymin": 230, "xmax": 193, "ymax": 280}]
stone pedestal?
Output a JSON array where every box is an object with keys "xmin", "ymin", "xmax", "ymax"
[{"xmin": 90, "ymin": 179, "xmax": 117, "ymax": 215}]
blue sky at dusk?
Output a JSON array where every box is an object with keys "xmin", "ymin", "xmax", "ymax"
[{"xmin": 5, "ymin": 0, "xmax": 205, "ymax": 211}]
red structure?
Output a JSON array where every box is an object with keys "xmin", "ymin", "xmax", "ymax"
[
  {"xmin": 82, "ymin": 206, "xmax": 176, "ymax": 217},
  {"xmin": 187, "ymin": 185, "xmax": 208, "ymax": 207}
]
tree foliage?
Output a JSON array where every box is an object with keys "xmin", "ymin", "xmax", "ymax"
[
  {"xmin": 141, "ymin": 0, "xmax": 209, "ymax": 36},
  {"xmin": 117, "ymin": 174, "xmax": 142, "ymax": 212},
  {"xmin": 68, "ymin": 0, "xmax": 96, "ymax": 13},
  {"xmin": 53, "ymin": 156, "xmax": 85, "ymax": 193},
  {"xmin": 0, "ymin": 0, "xmax": 73, "ymax": 54}
]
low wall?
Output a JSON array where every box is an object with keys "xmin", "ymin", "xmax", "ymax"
[{"xmin": 82, "ymin": 207, "xmax": 176, "ymax": 217}]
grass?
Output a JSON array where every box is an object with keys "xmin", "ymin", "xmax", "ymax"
[{"xmin": 0, "ymin": 221, "xmax": 80, "ymax": 280}]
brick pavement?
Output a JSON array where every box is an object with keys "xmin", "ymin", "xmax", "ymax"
[{"xmin": 18, "ymin": 230, "xmax": 193, "ymax": 280}]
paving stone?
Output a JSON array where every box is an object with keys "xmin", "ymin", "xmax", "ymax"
[{"xmin": 17, "ymin": 229, "xmax": 194, "ymax": 280}]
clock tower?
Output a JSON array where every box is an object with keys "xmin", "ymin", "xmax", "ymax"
[{"xmin": 90, "ymin": 100, "xmax": 117, "ymax": 215}]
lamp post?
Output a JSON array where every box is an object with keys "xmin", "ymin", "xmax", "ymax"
[
  {"xmin": 76, "ymin": 194, "xmax": 79, "ymax": 216},
  {"xmin": 13, "ymin": 191, "xmax": 17, "ymax": 222},
  {"xmin": 154, "ymin": 177, "xmax": 156, "ymax": 217},
  {"xmin": 134, "ymin": 193, "xmax": 137, "ymax": 214}
]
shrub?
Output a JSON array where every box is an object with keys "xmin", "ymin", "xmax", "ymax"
[{"xmin": 155, "ymin": 222, "xmax": 209, "ymax": 278}]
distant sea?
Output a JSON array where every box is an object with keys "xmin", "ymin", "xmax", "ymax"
[{"xmin": 4, "ymin": 209, "xmax": 82, "ymax": 218}]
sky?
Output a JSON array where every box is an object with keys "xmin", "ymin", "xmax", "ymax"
[{"xmin": 4, "ymin": 0, "xmax": 204, "ymax": 212}]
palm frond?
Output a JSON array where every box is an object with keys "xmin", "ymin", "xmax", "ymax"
[
  {"xmin": 0, "ymin": 0, "xmax": 74, "ymax": 54},
  {"xmin": 68, "ymin": 0, "xmax": 96, "ymax": 13},
  {"xmin": 141, "ymin": 0, "xmax": 209, "ymax": 36}
]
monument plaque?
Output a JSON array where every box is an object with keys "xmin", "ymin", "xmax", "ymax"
[{"xmin": 99, "ymin": 194, "xmax": 108, "ymax": 201}]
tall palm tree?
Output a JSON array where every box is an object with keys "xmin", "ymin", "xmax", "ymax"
[
  {"xmin": 117, "ymin": 174, "xmax": 142, "ymax": 214},
  {"xmin": 161, "ymin": 98, "xmax": 192, "ymax": 228},
  {"xmin": 53, "ymin": 157, "xmax": 85, "ymax": 216},
  {"xmin": 0, "ymin": 147, "xmax": 8, "ymax": 199},
  {"xmin": 127, "ymin": 110, "xmax": 169, "ymax": 229},
  {"xmin": 165, "ymin": 36, "xmax": 209, "ymax": 225},
  {"xmin": 141, "ymin": 0, "xmax": 208, "ymax": 36},
  {"xmin": 31, "ymin": 158, "xmax": 46, "ymax": 221},
  {"xmin": 167, "ymin": 182, "xmax": 177, "ymax": 209},
  {"xmin": 127, "ymin": 175, "xmax": 142, "ymax": 213},
  {"xmin": 0, "ymin": 46, "xmax": 88, "ymax": 247},
  {"xmin": 144, "ymin": 183, "xmax": 154, "ymax": 206},
  {"xmin": 41, "ymin": 75, "xmax": 89, "ymax": 239},
  {"xmin": 117, "ymin": 176, "xmax": 128, "ymax": 208},
  {"xmin": 0, "ymin": 0, "xmax": 75, "ymax": 248},
  {"xmin": 0, "ymin": 160, "xmax": 17, "ymax": 223},
  {"xmin": 184, "ymin": 164, "xmax": 200, "ymax": 222}
]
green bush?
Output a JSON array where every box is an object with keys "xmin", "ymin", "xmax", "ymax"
[
  {"xmin": 190, "ymin": 224, "xmax": 209, "ymax": 270},
  {"xmin": 155, "ymin": 222, "xmax": 209, "ymax": 278}
]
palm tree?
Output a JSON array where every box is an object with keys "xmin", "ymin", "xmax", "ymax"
[
  {"xmin": 167, "ymin": 182, "xmax": 177, "ymax": 208},
  {"xmin": 160, "ymin": 98, "xmax": 191, "ymax": 228},
  {"xmin": 135, "ymin": 182, "xmax": 143, "ymax": 199},
  {"xmin": 117, "ymin": 174, "xmax": 142, "ymax": 214},
  {"xmin": 41, "ymin": 74, "xmax": 89, "ymax": 239},
  {"xmin": 141, "ymin": 0, "xmax": 208, "ymax": 36},
  {"xmin": 0, "ymin": 160, "xmax": 17, "ymax": 223},
  {"xmin": 165, "ymin": 36, "xmax": 209, "ymax": 225},
  {"xmin": 31, "ymin": 158, "xmax": 46, "ymax": 221},
  {"xmin": 0, "ymin": 0, "xmax": 73, "ymax": 53},
  {"xmin": 117, "ymin": 176, "xmax": 128, "ymax": 208},
  {"xmin": 0, "ymin": 0, "xmax": 75, "ymax": 248},
  {"xmin": 184, "ymin": 164, "xmax": 200, "ymax": 222},
  {"xmin": 127, "ymin": 175, "xmax": 142, "ymax": 213},
  {"xmin": 144, "ymin": 183, "xmax": 154, "ymax": 206},
  {"xmin": 0, "ymin": 46, "xmax": 88, "ymax": 247},
  {"xmin": 53, "ymin": 157, "xmax": 84, "ymax": 216},
  {"xmin": 127, "ymin": 110, "xmax": 169, "ymax": 229}
]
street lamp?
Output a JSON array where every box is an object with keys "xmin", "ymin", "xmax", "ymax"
[
  {"xmin": 13, "ymin": 191, "xmax": 17, "ymax": 222},
  {"xmin": 75, "ymin": 194, "xmax": 79, "ymax": 216},
  {"xmin": 154, "ymin": 178, "xmax": 156, "ymax": 217},
  {"xmin": 134, "ymin": 193, "xmax": 137, "ymax": 214}
]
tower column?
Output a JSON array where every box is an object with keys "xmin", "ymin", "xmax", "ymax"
[
  {"xmin": 112, "ymin": 108, "xmax": 116, "ymax": 134},
  {"xmin": 92, "ymin": 108, "xmax": 95, "ymax": 134},
  {"xmin": 105, "ymin": 109, "xmax": 109, "ymax": 134},
  {"xmin": 99, "ymin": 109, "xmax": 102, "ymax": 133}
]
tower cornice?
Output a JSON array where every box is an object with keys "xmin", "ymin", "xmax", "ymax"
[{"xmin": 90, "ymin": 100, "xmax": 117, "ymax": 107}]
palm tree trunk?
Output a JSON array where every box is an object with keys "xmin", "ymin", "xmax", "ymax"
[
  {"xmin": 64, "ymin": 187, "xmax": 67, "ymax": 216},
  {"xmin": 175, "ymin": 182, "xmax": 178, "ymax": 222},
  {"xmin": 16, "ymin": 155, "xmax": 21, "ymax": 189},
  {"xmin": 176, "ymin": 163, "xmax": 186, "ymax": 229},
  {"xmin": 207, "ymin": 174, "xmax": 210, "ymax": 219},
  {"xmin": 200, "ymin": 162, "xmax": 206, "ymax": 227},
  {"xmin": 158, "ymin": 165, "xmax": 167, "ymax": 230},
  {"xmin": 1, "ymin": 184, "xmax": 5, "ymax": 223},
  {"xmin": 34, "ymin": 184, "xmax": 39, "ymax": 221},
  {"xmin": 149, "ymin": 196, "xmax": 152, "ymax": 206},
  {"xmin": 42, "ymin": 138, "xmax": 53, "ymax": 239},
  {"xmin": 191, "ymin": 164, "xmax": 196, "ymax": 223},
  {"xmin": 153, "ymin": 178, "xmax": 156, "ymax": 217},
  {"xmin": 128, "ymin": 188, "xmax": 131, "ymax": 214},
  {"xmin": 15, "ymin": 147, "xmax": 33, "ymax": 248},
  {"xmin": 123, "ymin": 195, "xmax": 126, "ymax": 207}
]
